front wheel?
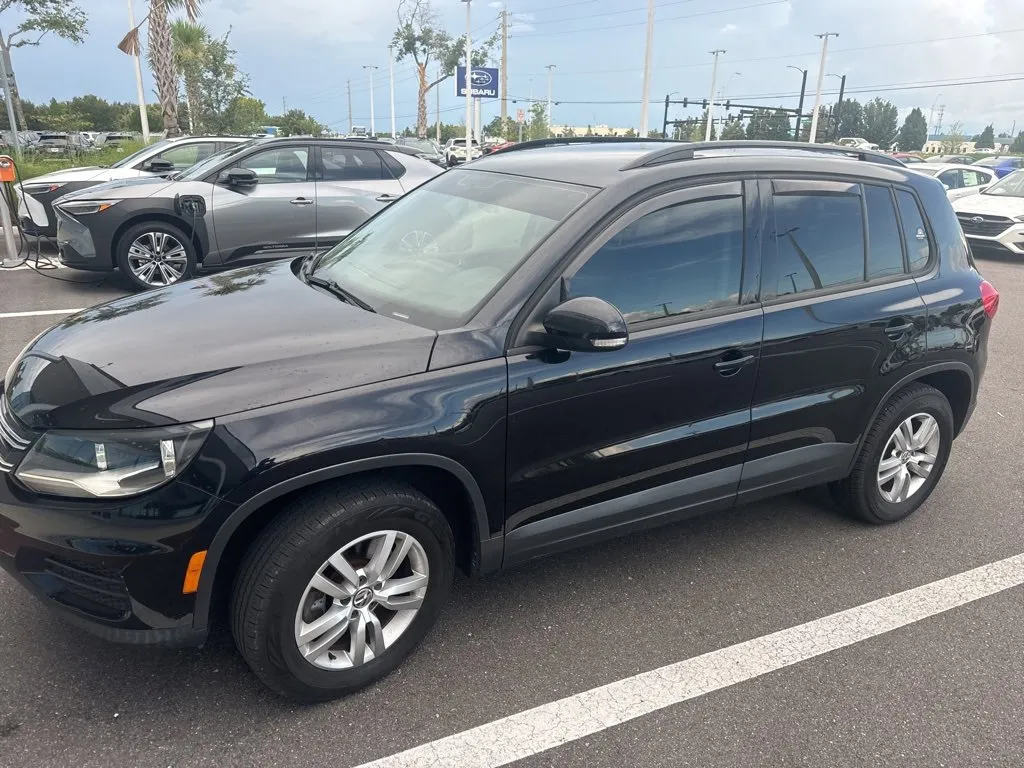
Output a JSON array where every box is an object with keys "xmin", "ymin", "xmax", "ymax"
[
  {"xmin": 231, "ymin": 481, "xmax": 455, "ymax": 702},
  {"xmin": 831, "ymin": 383, "xmax": 954, "ymax": 524},
  {"xmin": 115, "ymin": 221, "xmax": 196, "ymax": 291}
]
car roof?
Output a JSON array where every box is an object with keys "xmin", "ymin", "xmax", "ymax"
[{"xmin": 468, "ymin": 139, "xmax": 911, "ymax": 189}]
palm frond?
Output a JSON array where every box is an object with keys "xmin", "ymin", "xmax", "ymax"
[{"xmin": 117, "ymin": 27, "xmax": 141, "ymax": 56}]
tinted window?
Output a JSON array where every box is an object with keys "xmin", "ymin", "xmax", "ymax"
[
  {"xmin": 157, "ymin": 141, "xmax": 217, "ymax": 170},
  {"xmin": 321, "ymin": 146, "xmax": 386, "ymax": 182},
  {"xmin": 237, "ymin": 147, "xmax": 309, "ymax": 183},
  {"xmin": 938, "ymin": 170, "xmax": 962, "ymax": 189},
  {"xmin": 772, "ymin": 187, "xmax": 865, "ymax": 297},
  {"xmin": 569, "ymin": 191, "xmax": 744, "ymax": 324},
  {"xmin": 895, "ymin": 190, "xmax": 930, "ymax": 271},
  {"xmin": 864, "ymin": 185, "xmax": 905, "ymax": 280}
]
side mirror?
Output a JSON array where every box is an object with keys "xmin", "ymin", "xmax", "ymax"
[
  {"xmin": 221, "ymin": 167, "xmax": 259, "ymax": 187},
  {"xmin": 543, "ymin": 296, "xmax": 628, "ymax": 352},
  {"xmin": 143, "ymin": 158, "xmax": 175, "ymax": 174}
]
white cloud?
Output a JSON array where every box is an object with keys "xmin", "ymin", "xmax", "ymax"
[{"xmin": 720, "ymin": 23, "xmax": 739, "ymax": 34}]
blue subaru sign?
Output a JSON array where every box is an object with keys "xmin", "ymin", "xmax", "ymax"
[{"xmin": 456, "ymin": 66, "xmax": 499, "ymax": 99}]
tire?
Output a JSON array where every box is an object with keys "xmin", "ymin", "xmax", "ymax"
[
  {"xmin": 231, "ymin": 480, "xmax": 455, "ymax": 703},
  {"xmin": 831, "ymin": 383, "xmax": 954, "ymax": 524},
  {"xmin": 115, "ymin": 221, "xmax": 196, "ymax": 291}
]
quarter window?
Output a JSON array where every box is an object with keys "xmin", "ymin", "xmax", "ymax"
[
  {"xmin": 568, "ymin": 189, "xmax": 745, "ymax": 324},
  {"xmin": 895, "ymin": 190, "xmax": 931, "ymax": 271},
  {"xmin": 864, "ymin": 185, "xmax": 905, "ymax": 280}
]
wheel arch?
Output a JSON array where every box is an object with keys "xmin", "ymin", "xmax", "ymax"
[
  {"xmin": 111, "ymin": 212, "xmax": 206, "ymax": 268},
  {"xmin": 193, "ymin": 453, "xmax": 500, "ymax": 633}
]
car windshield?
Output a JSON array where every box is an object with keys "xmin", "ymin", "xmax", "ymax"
[
  {"xmin": 178, "ymin": 139, "xmax": 263, "ymax": 180},
  {"xmin": 401, "ymin": 139, "xmax": 437, "ymax": 153},
  {"xmin": 109, "ymin": 138, "xmax": 174, "ymax": 168},
  {"xmin": 973, "ymin": 158, "xmax": 1001, "ymax": 167},
  {"xmin": 981, "ymin": 170, "xmax": 1024, "ymax": 197},
  {"xmin": 312, "ymin": 170, "xmax": 593, "ymax": 329}
]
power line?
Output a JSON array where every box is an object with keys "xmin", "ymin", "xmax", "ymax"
[{"xmin": 530, "ymin": 0, "xmax": 698, "ymax": 26}]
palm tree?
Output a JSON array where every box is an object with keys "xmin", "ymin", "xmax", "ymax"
[{"xmin": 170, "ymin": 20, "xmax": 209, "ymax": 133}]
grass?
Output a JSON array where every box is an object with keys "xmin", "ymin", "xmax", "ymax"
[{"xmin": 16, "ymin": 141, "xmax": 148, "ymax": 181}]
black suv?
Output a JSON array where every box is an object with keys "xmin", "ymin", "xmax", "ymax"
[{"xmin": 0, "ymin": 139, "xmax": 997, "ymax": 701}]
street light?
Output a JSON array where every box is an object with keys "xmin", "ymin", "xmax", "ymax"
[
  {"xmin": 826, "ymin": 73, "xmax": 846, "ymax": 142},
  {"xmin": 662, "ymin": 91, "xmax": 681, "ymax": 138},
  {"xmin": 787, "ymin": 65, "xmax": 808, "ymax": 141},
  {"xmin": 362, "ymin": 65, "xmax": 379, "ymax": 136}
]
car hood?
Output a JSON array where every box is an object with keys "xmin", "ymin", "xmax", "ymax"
[
  {"xmin": 4, "ymin": 261, "xmax": 437, "ymax": 430},
  {"xmin": 56, "ymin": 175, "xmax": 175, "ymax": 201},
  {"xmin": 26, "ymin": 166, "xmax": 144, "ymax": 185},
  {"xmin": 952, "ymin": 193, "xmax": 1024, "ymax": 217}
]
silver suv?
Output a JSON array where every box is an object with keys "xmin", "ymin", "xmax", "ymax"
[{"xmin": 51, "ymin": 137, "xmax": 444, "ymax": 290}]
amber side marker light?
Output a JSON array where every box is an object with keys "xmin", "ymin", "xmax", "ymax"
[{"xmin": 183, "ymin": 550, "xmax": 208, "ymax": 594}]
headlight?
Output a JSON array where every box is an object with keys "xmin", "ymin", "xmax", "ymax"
[
  {"xmin": 54, "ymin": 199, "xmax": 120, "ymax": 215},
  {"xmin": 15, "ymin": 421, "xmax": 213, "ymax": 499},
  {"xmin": 21, "ymin": 181, "xmax": 66, "ymax": 195}
]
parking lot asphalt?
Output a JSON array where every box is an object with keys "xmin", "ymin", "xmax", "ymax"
[{"xmin": 1, "ymin": 256, "xmax": 1022, "ymax": 768}]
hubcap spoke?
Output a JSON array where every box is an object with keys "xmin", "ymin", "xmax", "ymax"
[
  {"xmin": 301, "ymin": 612, "xmax": 352, "ymax": 661},
  {"xmin": 297, "ymin": 604, "xmax": 349, "ymax": 646},
  {"xmin": 349, "ymin": 611, "xmax": 369, "ymax": 666},
  {"xmin": 890, "ymin": 466, "xmax": 910, "ymax": 502},
  {"xmin": 912, "ymin": 417, "xmax": 938, "ymax": 450},
  {"xmin": 365, "ymin": 531, "xmax": 398, "ymax": 581},
  {"xmin": 310, "ymin": 571, "xmax": 352, "ymax": 600},
  {"xmin": 377, "ymin": 573, "xmax": 428, "ymax": 611}
]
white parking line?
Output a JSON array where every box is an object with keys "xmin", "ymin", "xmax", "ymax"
[
  {"xmin": 0, "ymin": 308, "xmax": 83, "ymax": 319},
  {"xmin": 356, "ymin": 553, "xmax": 1024, "ymax": 768}
]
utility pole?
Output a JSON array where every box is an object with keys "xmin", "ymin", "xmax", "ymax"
[
  {"xmin": 347, "ymin": 79, "xmax": 353, "ymax": 135},
  {"xmin": 808, "ymin": 32, "xmax": 838, "ymax": 144},
  {"xmin": 705, "ymin": 49, "xmax": 725, "ymax": 141},
  {"xmin": 832, "ymin": 74, "xmax": 846, "ymax": 142},
  {"xmin": 282, "ymin": 96, "xmax": 287, "ymax": 114},
  {"xmin": 928, "ymin": 93, "xmax": 943, "ymax": 138},
  {"xmin": 127, "ymin": 0, "xmax": 150, "ymax": 145},
  {"xmin": 662, "ymin": 94, "xmax": 671, "ymax": 138},
  {"xmin": 363, "ymin": 65, "xmax": 379, "ymax": 136},
  {"xmin": 436, "ymin": 67, "xmax": 441, "ymax": 143},
  {"xmin": 388, "ymin": 45, "xmax": 397, "ymax": 138},
  {"xmin": 788, "ymin": 66, "xmax": 807, "ymax": 141},
  {"xmin": 638, "ymin": 0, "xmax": 655, "ymax": 136},
  {"xmin": 500, "ymin": 7, "xmax": 509, "ymax": 130},
  {"xmin": 463, "ymin": 0, "xmax": 474, "ymax": 145},
  {"xmin": 546, "ymin": 64, "xmax": 556, "ymax": 137}
]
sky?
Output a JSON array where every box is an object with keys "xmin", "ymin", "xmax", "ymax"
[{"xmin": 9, "ymin": 0, "xmax": 1024, "ymax": 137}]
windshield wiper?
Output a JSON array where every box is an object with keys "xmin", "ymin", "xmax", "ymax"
[{"xmin": 304, "ymin": 274, "xmax": 375, "ymax": 313}]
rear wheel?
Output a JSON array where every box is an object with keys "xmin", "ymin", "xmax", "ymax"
[
  {"xmin": 831, "ymin": 383, "xmax": 954, "ymax": 524},
  {"xmin": 116, "ymin": 221, "xmax": 196, "ymax": 290},
  {"xmin": 231, "ymin": 481, "xmax": 455, "ymax": 702}
]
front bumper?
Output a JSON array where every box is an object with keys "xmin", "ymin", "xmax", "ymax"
[
  {"xmin": 54, "ymin": 208, "xmax": 110, "ymax": 272},
  {"xmin": 959, "ymin": 219, "xmax": 1024, "ymax": 256}
]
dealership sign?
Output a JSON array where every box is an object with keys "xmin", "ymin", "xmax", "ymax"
[{"xmin": 456, "ymin": 66, "xmax": 499, "ymax": 99}]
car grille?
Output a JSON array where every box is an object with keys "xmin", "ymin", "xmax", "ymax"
[
  {"xmin": 957, "ymin": 213, "xmax": 1014, "ymax": 237},
  {"xmin": 42, "ymin": 555, "xmax": 132, "ymax": 621},
  {"xmin": 0, "ymin": 396, "xmax": 33, "ymax": 474}
]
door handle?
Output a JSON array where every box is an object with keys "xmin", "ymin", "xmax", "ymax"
[
  {"xmin": 884, "ymin": 320, "xmax": 914, "ymax": 340},
  {"xmin": 714, "ymin": 353, "xmax": 756, "ymax": 376},
  {"xmin": 376, "ymin": 193, "xmax": 401, "ymax": 202},
  {"xmin": 290, "ymin": 197, "xmax": 314, "ymax": 206}
]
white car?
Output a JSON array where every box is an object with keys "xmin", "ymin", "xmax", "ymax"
[
  {"xmin": 18, "ymin": 136, "xmax": 249, "ymax": 237},
  {"xmin": 952, "ymin": 170, "xmax": 1024, "ymax": 257},
  {"xmin": 443, "ymin": 137, "xmax": 482, "ymax": 166},
  {"xmin": 836, "ymin": 137, "xmax": 880, "ymax": 151},
  {"xmin": 911, "ymin": 163, "xmax": 998, "ymax": 201}
]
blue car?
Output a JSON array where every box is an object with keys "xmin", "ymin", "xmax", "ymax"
[{"xmin": 973, "ymin": 155, "xmax": 1024, "ymax": 178}]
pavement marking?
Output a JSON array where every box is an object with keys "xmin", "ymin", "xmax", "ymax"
[
  {"xmin": 356, "ymin": 552, "xmax": 1024, "ymax": 768},
  {"xmin": 0, "ymin": 308, "xmax": 83, "ymax": 319}
]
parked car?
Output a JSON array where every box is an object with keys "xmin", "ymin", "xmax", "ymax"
[
  {"xmin": 892, "ymin": 153, "xmax": 925, "ymax": 164},
  {"xmin": 972, "ymin": 155, "xmax": 1024, "ymax": 178},
  {"xmin": 33, "ymin": 132, "xmax": 89, "ymax": 156},
  {"xmin": 95, "ymin": 132, "xmax": 139, "ymax": 149},
  {"xmin": 952, "ymin": 169, "xmax": 1024, "ymax": 256},
  {"xmin": 910, "ymin": 162, "xmax": 997, "ymax": 201},
  {"xmin": 836, "ymin": 137, "xmax": 880, "ymax": 151},
  {"xmin": 0, "ymin": 139, "xmax": 996, "ymax": 701},
  {"xmin": 52, "ymin": 136, "xmax": 443, "ymax": 290},
  {"xmin": 934, "ymin": 154, "xmax": 976, "ymax": 165},
  {"xmin": 394, "ymin": 136, "xmax": 445, "ymax": 166},
  {"xmin": 482, "ymin": 140, "xmax": 516, "ymax": 155},
  {"xmin": 443, "ymin": 137, "xmax": 482, "ymax": 166},
  {"xmin": 18, "ymin": 136, "xmax": 248, "ymax": 238}
]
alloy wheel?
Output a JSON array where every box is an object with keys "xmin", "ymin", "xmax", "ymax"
[
  {"xmin": 293, "ymin": 530, "xmax": 429, "ymax": 670},
  {"xmin": 126, "ymin": 231, "xmax": 189, "ymax": 286},
  {"xmin": 876, "ymin": 412, "xmax": 940, "ymax": 504}
]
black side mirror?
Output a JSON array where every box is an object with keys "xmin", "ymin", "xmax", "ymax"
[
  {"xmin": 221, "ymin": 167, "xmax": 259, "ymax": 187},
  {"xmin": 543, "ymin": 296, "xmax": 628, "ymax": 352},
  {"xmin": 143, "ymin": 158, "xmax": 175, "ymax": 174}
]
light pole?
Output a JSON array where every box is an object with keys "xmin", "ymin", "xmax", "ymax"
[
  {"xmin": 638, "ymin": 0, "xmax": 655, "ymax": 136},
  {"xmin": 808, "ymin": 32, "xmax": 838, "ymax": 143},
  {"xmin": 705, "ymin": 49, "xmax": 725, "ymax": 141},
  {"xmin": 787, "ymin": 65, "xmax": 808, "ymax": 141},
  {"xmin": 546, "ymin": 64, "xmax": 556, "ymax": 137},
  {"xmin": 388, "ymin": 45, "xmax": 397, "ymax": 139},
  {"xmin": 363, "ymin": 65, "xmax": 379, "ymax": 136},
  {"xmin": 462, "ymin": 0, "xmax": 473, "ymax": 146},
  {"xmin": 827, "ymin": 73, "xmax": 846, "ymax": 142}
]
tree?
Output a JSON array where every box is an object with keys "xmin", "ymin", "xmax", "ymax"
[
  {"xmin": 392, "ymin": 0, "xmax": 497, "ymax": 138},
  {"xmin": 974, "ymin": 124, "xmax": 995, "ymax": 150},
  {"xmin": 720, "ymin": 118, "xmax": 746, "ymax": 140},
  {"xmin": 940, "ymin": 121, "xmax": 967, "ymax": 154},
  {"xmin": 170, "ymin": 19, "xmax": 208, "ymax": 133},
  {"xmin": 647, "ymin": 129, "xmax": 662, "ymax": 139},
  {"xmin": 834, "ymin": 98, "xmax": 864, "ymax": 139},
  {"xmin": 0, "ymin": 0, "xmax": 88, "ymax": 131},
  {"xmin": 765, "ymin": 109, "xmax": 792, "ymax": 141},
  {"xmin": 1011, "ymin": 132, "xmax": 1024, "ymax": 154},
  {"xmin": 224, "ymin": 96, "xmax": 266, "ymax": 134},
  {"xmin": 862, "ymin": 97, "xmax": 899, "ymax": 149},
  {"xmin": 527, "ymin": 102, "xmax": 548, "ymax": 140},
  {"xmin": 272, "ymin": 108, "xmax": 323, "ymax": 136},
  {"xmin": 194, "ymin": 31, "xmax": 248, "ymax": 133},
  {"xmin": 746, "ymin": 109, "xmax": 772, "ymax": 140},
  {"xmin": 896, "ymin": 107, "xmax": 927, "ymax": 152}
]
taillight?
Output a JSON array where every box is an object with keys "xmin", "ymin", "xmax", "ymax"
[{"xmin": 980, "ymin": 280, "xmax": 999, "ymax": 319}]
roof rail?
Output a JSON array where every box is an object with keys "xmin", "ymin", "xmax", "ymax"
[
  {"xmin": 620, "ymin": 140, "xmax": 905, "ymax": 170},
  {"xmin": 490, "ymin": 136, "xmax": 681, "ymax": 155}
]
